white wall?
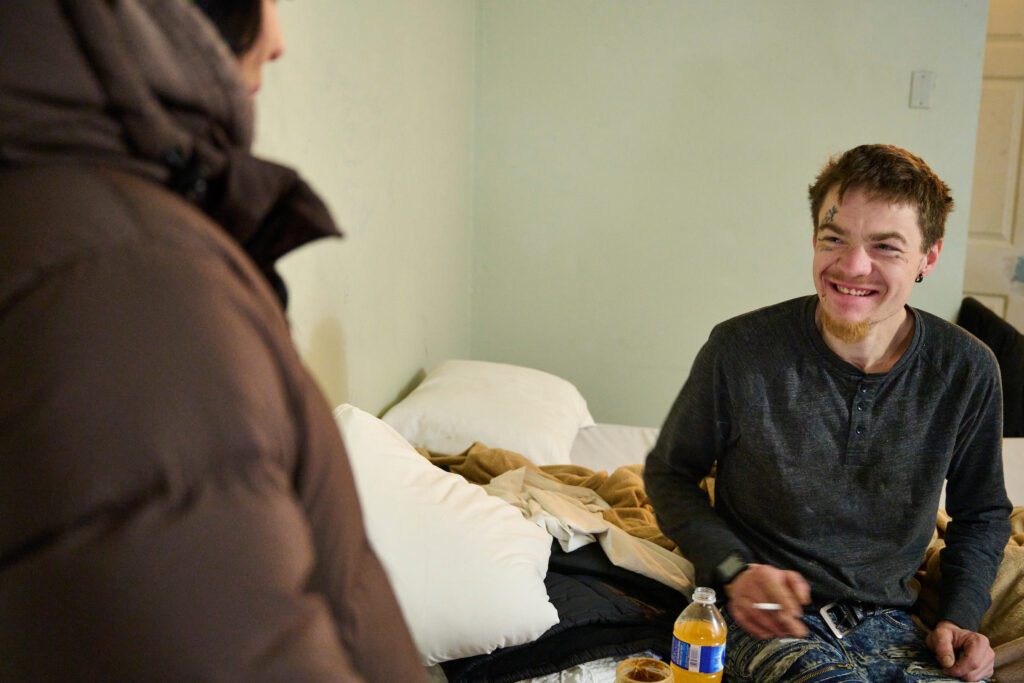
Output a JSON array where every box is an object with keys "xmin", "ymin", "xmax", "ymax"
[
  {"xmin": 472, "ymin": 0, "xmax": 988, "ymax": 426},
  {"xmin": 254, "ymin": 1, "xmax": 476, "ymax": 414},
  {"xmin": 250, "ymin": 1, "xmax": 988, "ymax": 429}
]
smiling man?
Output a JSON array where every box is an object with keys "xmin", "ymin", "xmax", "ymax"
[{"xmin": 645, "ymin": 145, "xmax": 1011, "ymax": 682}]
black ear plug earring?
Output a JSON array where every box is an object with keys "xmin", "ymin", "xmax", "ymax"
[{"xmin": 915, "ymin": 273, "xmax": 924, "ymax": 283}]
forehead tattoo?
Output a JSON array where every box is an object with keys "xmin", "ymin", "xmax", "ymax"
[{"xmin": 823, "ymin": 205, "xmax": 838, "ymax": 224}]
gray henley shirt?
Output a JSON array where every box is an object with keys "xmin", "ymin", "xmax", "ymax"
[{"xmin": 644, "ymin": 295, "xmax": 1011, "ymax": 631}]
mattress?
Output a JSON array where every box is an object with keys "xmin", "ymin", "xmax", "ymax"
[
  {"xmin": 937, "ymin": 437, "xmax": 1023, "ymax": 509},
  {"xmin": 425, "ymin": 432, "xmax": 1023, "ymax": 683},
  {"xmin": 568, "ymin": 423, "xmax": 660, "ymax": 472},
  {"xmin": 1004, "ymin": 438, "xmax": 1024, "ymax": 506},
  {"xmin": 572, "ymin": 426, "xmax": 1024, "ymax": 508}
]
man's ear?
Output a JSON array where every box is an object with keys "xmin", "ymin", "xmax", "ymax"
[{"xmin": 920, "ymin": 238, "xmax": 943, "ymax": 277}]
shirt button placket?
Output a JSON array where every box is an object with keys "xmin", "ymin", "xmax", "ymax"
[{"xmin": 848, "ymin": 382, "xmax": 873, "ymax": 460}]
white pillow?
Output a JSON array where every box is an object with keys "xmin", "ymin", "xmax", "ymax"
[
  {"xmin": 381, "ymin": 360, "xmax": 595, "ymax": 466},
  {"xmin": 333, "ymin": 404, "xmax": 558, "ymax": 665}
]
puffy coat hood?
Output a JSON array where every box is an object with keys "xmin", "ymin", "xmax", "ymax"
[{"xmin": 0, "ymin": 0, "xmax": 341, "ymax": 290}]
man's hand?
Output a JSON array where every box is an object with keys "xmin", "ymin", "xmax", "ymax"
[
  {"xmin": 926, "ymin": 620, "xmax": 994, "ymax": 682},
  {"xmin": 724, "ymin": 563, "xmax": 811, "ymax": 639}
]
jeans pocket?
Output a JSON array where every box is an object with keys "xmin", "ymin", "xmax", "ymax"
[{"xmin": 877, "ymin": 608, "xmax": 919, "ymax": 633}]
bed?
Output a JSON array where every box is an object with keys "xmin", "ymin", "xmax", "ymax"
[{"xmin": 333, "ymin": 359, "xmax": 1024, "ymax": 682}]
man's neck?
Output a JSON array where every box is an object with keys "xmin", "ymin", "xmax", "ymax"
[{"xmin": 816, "ymin": 306, "xmax": 914, "ymax": 373}]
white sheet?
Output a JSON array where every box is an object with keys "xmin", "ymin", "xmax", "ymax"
[
  {"xmin": 513, "ymin": 651, "xmax": 659, "ymax": 683},
  {"xmin": 425, "ymin": 651, "xmax": 661, "ymax": 683},
  {"xmin": 569, "ymin": 423, "xmax": 659, "ymax": 472}
]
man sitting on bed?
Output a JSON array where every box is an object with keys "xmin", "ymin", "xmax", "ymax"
[{"xmin": 645, "ymin": 144, "xmax": 1011, "ymax": 682}]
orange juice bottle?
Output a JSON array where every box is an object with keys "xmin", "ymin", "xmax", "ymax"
[{"xmin": 670, "ymin": 587, "xmax": 726, "ymax": 682}]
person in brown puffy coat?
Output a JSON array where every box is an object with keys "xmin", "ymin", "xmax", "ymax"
[{"xmin": 0, "ymin": 1, "xmax": 425, "ymax": 680}]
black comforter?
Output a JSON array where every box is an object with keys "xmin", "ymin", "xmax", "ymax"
[{"xmin": 441, "ymin": 541, "xmax": 688, "ymax": 683}]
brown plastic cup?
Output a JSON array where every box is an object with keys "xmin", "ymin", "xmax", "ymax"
[{"xmin": 614, "ymin": 657, "xmax": 672, "ymax": 683}]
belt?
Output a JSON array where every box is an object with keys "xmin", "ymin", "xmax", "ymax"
[{"xmin": 817, "ymin": 601, "xmax": 882, "ymax": 640}]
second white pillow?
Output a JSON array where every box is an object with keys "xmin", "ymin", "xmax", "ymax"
[{"xmin": 382, "ymin": 359, "xmax": 595, "ymax": 466}]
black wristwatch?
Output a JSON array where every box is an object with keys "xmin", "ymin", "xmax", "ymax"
[{"xmin": 713, "ymin": 552, "xmax": 750, "ymax": 586}]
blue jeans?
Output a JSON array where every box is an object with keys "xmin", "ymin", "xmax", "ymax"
[{"xmin": 723, "ymin": 608, "xmax": 980, "ymax": 682}]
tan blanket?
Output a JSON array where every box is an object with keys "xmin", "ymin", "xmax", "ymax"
[
  {"xmin": 422, "ymin": 442, "xmax": 678, "ymax": 551},
  {"xmin": 915, "ymin": 507, "xmax": 1024, "ymax": 681}
]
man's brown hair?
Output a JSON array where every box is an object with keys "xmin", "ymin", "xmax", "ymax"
[{"xmin": 808, "ymin": 144, "xmax": 953, "ymax": 253}]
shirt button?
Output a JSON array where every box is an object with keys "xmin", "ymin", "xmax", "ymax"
[
  {"xmin": 860, "ymin": 386, "xmax": 868, "ymax": 393},
  {"xmin": 857, "ymin": 403, "xmax": 864, "ymax": 411},
  {"xmin": 856, "ymin": 427, "xmax": 863, "ymax": 435}
]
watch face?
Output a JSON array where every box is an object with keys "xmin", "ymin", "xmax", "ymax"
[{"xmin": 717, "ymin": 554, "xmax": 747, "ymax": 583}]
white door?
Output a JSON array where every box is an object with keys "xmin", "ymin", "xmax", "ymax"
[{"xmin": 965, "ymin": 0, "xmax": 1024, "ymax": 330}]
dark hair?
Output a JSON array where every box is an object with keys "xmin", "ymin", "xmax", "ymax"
[
  {"xmin": 194, "ymin": 0, "xmax": 263, "ymax": 56},
  {"xmin": 808, "ymin": 144, "xmax": 953, "ymax": 253}
]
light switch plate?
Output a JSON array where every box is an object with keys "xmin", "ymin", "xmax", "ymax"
[{"xmin": 909, "ymin": 70, "xmax": 934, "ymax": 109}]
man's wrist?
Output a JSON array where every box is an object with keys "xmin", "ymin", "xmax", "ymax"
[{"xmin": 713, "ymin": 551, "xmax": 750, "ymax": 587}]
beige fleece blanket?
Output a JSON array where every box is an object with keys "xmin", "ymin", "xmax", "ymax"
[{"xmin": 483, "ymin": 466, "xmax": 695, "ymax": 593}]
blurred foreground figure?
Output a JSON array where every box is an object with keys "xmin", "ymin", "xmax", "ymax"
[{"xmin": 0, "ymin": 1, "xmax": 425, "ymax": 680}]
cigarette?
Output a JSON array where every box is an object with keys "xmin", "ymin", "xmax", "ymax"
[{"xmin": 752, "ymin": 602, "xmax": 782, "ymax": 611}]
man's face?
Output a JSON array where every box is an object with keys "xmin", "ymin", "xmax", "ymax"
[{"xmin": 812, "ymin": 185, "xmax": 941, "ymax": 343}]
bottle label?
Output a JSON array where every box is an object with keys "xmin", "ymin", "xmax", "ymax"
[{"xmin": 671, "ymin": 635, "xmax": 725, "ymax": 674}]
